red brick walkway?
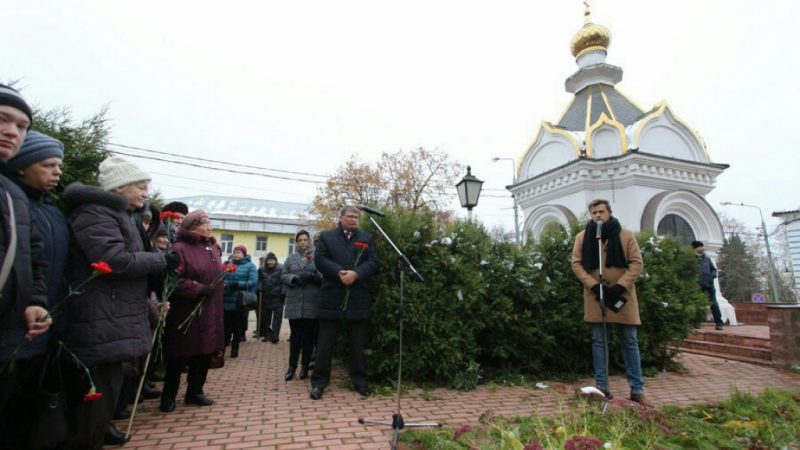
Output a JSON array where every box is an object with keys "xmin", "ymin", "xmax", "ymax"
[{"xmin": 116, "ymin": 330, "xmax": 800, "ymax": 449}]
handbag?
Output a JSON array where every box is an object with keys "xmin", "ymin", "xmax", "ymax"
[
  {"xmin": 236, "ymin": 290, "xmax": 258, "ymax": 311},
  {"xmin": 27, "ymin": 355, "xmax": 68, "ymax": 448},
  {"xmin": 209, "ymin": 350, "xmax": 225, "ymax": 369}
]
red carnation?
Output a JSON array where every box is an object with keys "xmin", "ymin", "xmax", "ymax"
[
  {"xmin": 90, "ymin": 261, "xmax": 112, "ymax": 276},
  {"xmin": 227, "ymin": 264, "xmax": 238, "ymax": 273},
  {"xmin": 305, "ymin": 253, "xmax": 313, "ymax": 260},
  {"xmin": 354, "ymin": 242, "xmax": 369, "ymax": 250},
  {"xmin": 176, "ymin": 263, "xmax": 184, "ymax": 274},
  {"xmin": 159, "ymin": 211, "xmax": 183, "ymax": 221},
  {"xmin": 83, "ymin": 389, "xmax": 104, "ymax": 402}
]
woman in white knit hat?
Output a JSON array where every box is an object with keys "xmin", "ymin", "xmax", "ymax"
[{"xmin": 61, "ymin": 156, "xmax": 180, "ymax": 448}]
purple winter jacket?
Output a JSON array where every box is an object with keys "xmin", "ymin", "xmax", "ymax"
[{"xmin": 163, "ymin": 229, "xmax": 224, "ymax": 357}]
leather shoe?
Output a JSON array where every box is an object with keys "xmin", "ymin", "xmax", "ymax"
[
  {"xmin": 299, "ymin": 366, "xmax": 309, "ymax": 380},
  {"xmin": 185, "ymin": 393, "xmax": 214, "ymax": 406},
  {"xmin": 141, "ymin": 383, "xmax": 161, "ymax": 399},
  {"xmin": 112, "ymin": 409, "xmax": 131, "ymax": 420},
  {"xmin": 355, "ymin": 386, "xmax": 371, "ymax": 397},
  {"xmin": 104, "ymin": 423, "xmax": 131, "ymax": 446},
  {"xmin": 630, "ymin": 393, "xmax": 654, "ymax": 408},
  {"xmin": 309, "ymin": 387, "xmax": 324, "ymax": 400},
  {"xmin": 159, "ymin": 397, "xmax": 176, "ymax": 413},
  {"xmin": 285, "ymin": 367, "xmax": 296, "ymax": 381}
]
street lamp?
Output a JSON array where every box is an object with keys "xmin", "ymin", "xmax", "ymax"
[
  {"xmin": 720, "ymin": 201, "xmax": 781, "ymax": 302},
  {"xmin": 456, "ymin": 166, "xmax": 483, "ymax": 222},
  {"xmin": 492, "ymin": 157, "xmax": 521, "ymax": 247}
]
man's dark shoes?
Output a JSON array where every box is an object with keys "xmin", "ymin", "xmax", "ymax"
[
  {"xmin": 104, "ymin": 423, "xmax": 131, "ymax": 446},
  {"xmin": 231, "ymin": 346, "xmax": 239, "ymax": 358},
  {"xmin": 271, "ymin": 338, "xmax": 279, "ymax": 344},
  {"xmin": 309, "ymin": 387, "xmax": 324, "ymax": 400},
  {"xmin": 285, "ymin": 367, "xmax": 296, "ymax": 381},
  {"xmin": 185, "ymin": 393, "xmax": 214, "ymax": 406},
  {"xmin": 355, "ymin": 386, "xmax": 371, "ymax": 397},
  {"xmin": 112, "ymin": 409, "xmax": 131, "ymax": 420},
  {"xmin": 159, "ymin": 397, "xmax": 176, "ymax": 413},
  {"xmin": 715, "ymin": 324, "xmax": 724, "ymax": 330},
  {"xmin": 299, "ymin": 366, "xmax": 309, "ymax": 380}
]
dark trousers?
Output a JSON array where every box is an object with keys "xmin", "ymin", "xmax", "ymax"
[
  {"xmin": 705, "ymin": 287, "xmax": 724, "ymax": 326},
  {"xmin": 288, "ymin": 318, "xmax": 316, "ymax": 369},
  {"xmin": 311, "ymin": 319, "xmax": 368, "ymax": 390},
  {"xmin": 223, "ymin": 310, "xmax": 245, "ymax": 351},
  {"xmin": 0, "ymin": 355, "xmax": 45, "ymax": 448},
  {"xmin": 162, "ymin": 354, "xmax": 211, "ymax": 400},
  {"xmin": 260, "ymin": 302, "xmax": 284, "ymax": 340},
  {"xmin": 64, "ymin": 362, "xmax": 124, "ymax": 450}
]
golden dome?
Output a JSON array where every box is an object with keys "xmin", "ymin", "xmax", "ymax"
[{"xmin": 569, "ymin": 10, "xmax": 611, "ymax": 58}]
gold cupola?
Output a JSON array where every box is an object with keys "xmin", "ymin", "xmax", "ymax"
[{"xmin": 569, "ymin": 3, "xmax": 611, "ymax": 58}]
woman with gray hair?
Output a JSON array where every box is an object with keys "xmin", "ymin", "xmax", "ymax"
[{"xmin": 62, "ymin": 156, "xmax": 179, "ymax": 448}]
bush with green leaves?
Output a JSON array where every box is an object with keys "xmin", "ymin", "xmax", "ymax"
[{"xmin": 353, "ymin": 209, "xmax": 708, "ymax": 387}]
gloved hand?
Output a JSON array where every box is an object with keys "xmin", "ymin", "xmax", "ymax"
[
  {"xmin": 606, "ymin": 284, "xmax": 628, "ymax": 312},
  {"xmin": 591, "ymin": 283, "xmax": 602, "ymax": 298},
  {"xmin": 288, "ymin": 276, "xmax": 301, "ymax": 288},
  {"xmin": 299, "ymin": 272, "xmax": 315, "ymax": 283},
  {"xmin": 165, "ymin": 252, "xmax": 181, "ymax": 273}
]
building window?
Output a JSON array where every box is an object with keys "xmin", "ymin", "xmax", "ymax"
[
  {"xmin": 657, "ymin": 214, "xmax": 696, "ymax": 246},
  {"xmin": 288, "ymin": 238, "xmax": 296, "ymax": 255},
  {"xmin": 256, "ymin": 235, "xmax": 268, "ymax": 252},
  {"xmin": 220, "ymin": 233, "xmax": 234, "ymax": 255}
]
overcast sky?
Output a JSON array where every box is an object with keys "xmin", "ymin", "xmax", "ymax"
[{"xmin": 3, "ymin": 0, "xmax": 798, "ymax": 238}]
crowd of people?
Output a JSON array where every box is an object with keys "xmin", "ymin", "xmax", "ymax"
[{"xmin": 0, "ymin": 85, "xmax": 381, "ymax": 449}]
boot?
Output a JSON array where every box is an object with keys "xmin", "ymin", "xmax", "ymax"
[
  {"xmin": 231, "ymin": 342, "xmax": 239, "ymax": 358},
  {"xmin": 299, "ymin": 365, "xmax": 309, "ymax": 380},
  {"xmin": 285, "ymin": 366, "xmax": 296, "ymax": 381},
  {"xmin": 104, "ymin": 423, "xmax": 131, "ymax": 445},
  {"xmin": 630, "ymin": 393, "xmax": 654, "ymax": 408}
]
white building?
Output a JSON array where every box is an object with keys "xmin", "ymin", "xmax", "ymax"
[
  {"xmin": 772, "ymin": 209, "xmax": 800, "ymax": 299},
  {"xmin": 511, "ymin": 7, "xmax": 728, "ymax": 254}
]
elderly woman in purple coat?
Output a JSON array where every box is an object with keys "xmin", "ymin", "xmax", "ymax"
[{"xmin": 159, "ymin": 210, "xmax": 224, "ymax": 413}]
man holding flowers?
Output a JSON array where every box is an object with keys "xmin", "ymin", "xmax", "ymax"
[{"xmin": 310, "ymin": 205, "xmax": 379, "ymax": 400}]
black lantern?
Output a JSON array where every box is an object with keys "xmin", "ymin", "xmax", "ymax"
[{"xmin": 456, "ymin": 166, "xmax": 483, "ymax": 221}]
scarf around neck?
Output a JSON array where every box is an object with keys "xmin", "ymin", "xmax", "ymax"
[{"xmin": 580, "ymin": 217, "xmax": 629, "ymax": 270}]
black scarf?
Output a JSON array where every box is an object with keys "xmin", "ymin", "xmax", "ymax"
[{"xmin": 581, "ymin": 217, "xmax": 628, "ymax": 270}]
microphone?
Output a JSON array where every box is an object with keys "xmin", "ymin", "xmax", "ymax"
[
  {"xmin": 358, "ymin": 205, "xmax": 385, "ymax": 218},
  {"xmin": 595, "ymin": 220, "xmax": 604, "ymax": 240}
]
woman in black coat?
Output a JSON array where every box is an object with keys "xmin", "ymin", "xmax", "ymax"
[{"xmin": 62, "ymin": 156, "xmax": 177, "ymax": 449}]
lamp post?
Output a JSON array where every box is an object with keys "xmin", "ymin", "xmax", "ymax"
[
  {"xmin": 721, "ymin": 201, "xmax": 781, "ymax": 303},
  {"xmin": 492, "ymin": 157, "xmax": 520, "ymax": 247},
  {"xmin": 456, "ymin": 166, "xmax": 483, "ymax": 222}
]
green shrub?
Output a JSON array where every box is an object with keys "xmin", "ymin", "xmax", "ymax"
[{"xmin": 354, "ymin": 208, "xmax": 706, "ymax": 386}]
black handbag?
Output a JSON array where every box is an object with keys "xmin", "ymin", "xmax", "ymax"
[
  {"xmin": 236, "ymin": 290, "xmax": 258, "ymax": 311},
  {"xmin": 27, "ymin": 356, "xmax": 68, "ymax": 449}
]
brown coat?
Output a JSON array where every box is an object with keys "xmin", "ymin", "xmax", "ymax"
[{"xmin": 571, "ymin": 227, "xmax": 643, "ymax": 325}]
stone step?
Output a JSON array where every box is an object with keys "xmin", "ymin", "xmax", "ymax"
[
  {"xmin": 680, "ymin": 338, "xmax": 772, "ymax": 362},
  {"xmin": 677, "ymin": 346, "xmax": 774, "ymax": 367},
  {"xmin": 687, "ymin": 331, "xmax": 771, "ymax": 349}
]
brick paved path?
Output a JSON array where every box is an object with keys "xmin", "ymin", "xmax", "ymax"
[{"xmin": 117, "ymin": 329, "xmax": 800, "ymax": 449}]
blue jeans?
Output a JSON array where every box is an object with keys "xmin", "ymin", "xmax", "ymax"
[{"xmin": 591, "ymin": 324, "xmax": 644, "ymax": 394}]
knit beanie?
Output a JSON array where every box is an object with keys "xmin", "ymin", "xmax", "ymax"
[
  {"xmin": 5, "ymin": 130, "xmax": 64, "ymax": 172},
  {"xmin": 234, "ymin": 245, "xmax": 248, "ymax": 256},
  {"xmin": 181, "ymin": 210, "xmax": 209, "ymax": 230},
  {"xmin": 97, "ymin": 156, "xmax": 151, "ymax": 191},
  {"xmin": 163, "ymin": 201, "xmax": 189, "ymax": 216},
  {"xmin": 691, "ymin": 241, "xmax": 704, "ymax": 249},
  {"xmin": 266, "ymin": 252, "xmax": 277, "ymax": 262},
  {"xmin": 0, "ymin": 84, "xmax": 33, "ymax": 126}
]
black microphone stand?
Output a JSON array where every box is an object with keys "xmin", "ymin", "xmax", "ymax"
[
  {"xmin": 357, "ymin": 213, "xmax": 443, "ymax": 449},
  {"xmin": 596, "ymin": 223, "xmax": 612, "ymax": 415}
]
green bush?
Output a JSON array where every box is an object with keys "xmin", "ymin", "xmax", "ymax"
[{"xmin": 356, "ymin": 209, "xmax": 707, "ymax": 386}]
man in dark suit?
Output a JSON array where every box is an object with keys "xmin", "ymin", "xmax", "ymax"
[{"xmin": 310, "ymin": 205, "xmax": 379, "ymax": 400}]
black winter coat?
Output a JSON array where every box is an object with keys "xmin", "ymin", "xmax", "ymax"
[
  {"xmin": 259, "ymin": 263, "xmax": 285, "ymax": 309},
  {"xmin": 697, "ymin": 253, "xmax": 717, "ymax": 291},
  {"xmin": 63, "ymin": 183, "xmax": 167, "ymax": 367},
  {"xmin": 0, "ymin": 178, "xmax": 68, "ymax": 360},
  {"xmin": 314, "ymin": 226, "xmax": 379, "ymax": 321},
  {"xmin": 0, "ymin": 172, "xmax": 47, "ymax": 358}
]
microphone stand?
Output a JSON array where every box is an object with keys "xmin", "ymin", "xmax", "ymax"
[
  {"xmin": 596, "ymin": 223, "xmax": 612, "ymax": 415},
  {"xmin": 357, "ymin": 213, "xmax": 443, "ymax": 449}
]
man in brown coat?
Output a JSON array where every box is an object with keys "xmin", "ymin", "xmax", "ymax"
[{"xmin": 571, "ymin": 199, "xmax": 652, "ymax": 407}]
